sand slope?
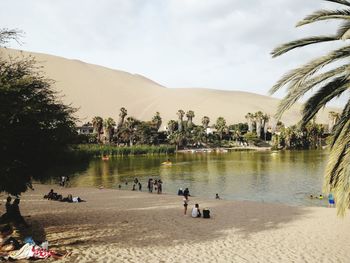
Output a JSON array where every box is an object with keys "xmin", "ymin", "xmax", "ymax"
[
  {"xmin": 5, "ymin": 184, "xmax": 350, "ymax": 263},
  {"xmin": 0, "ymin": 48, "xmax": 335, "ymax": 126}
]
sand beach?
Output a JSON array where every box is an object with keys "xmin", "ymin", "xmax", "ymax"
[{"xmin": 2, "ymin": 184, "xmax": 349, "ymax": 263}]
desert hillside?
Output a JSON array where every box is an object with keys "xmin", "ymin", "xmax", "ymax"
[{"xmin": 1, "ymin": 48, "xmax": 334, "ymax": 128}]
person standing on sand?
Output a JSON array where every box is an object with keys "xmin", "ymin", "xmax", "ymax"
[
  {"xmin": 183, "ymin": 188, "xmax": 190, "ymax": 198},
  {"xmin": 138, "ymin": 182, "xmax": 142, "ymax": 191},
  {"xmin": 157, "ymin": 179, "xmax": 162, "ymax": 194},
  {"xmin": 183, "ymin": 195, "xmax": 189, "ymax": 215},
  {"xmin": 328, "ymin": 193, "xmax": 335, "ymax": 207},
  {"xmin": 149, "ymin": 179, "xmax": 154, "ymax": 193}
]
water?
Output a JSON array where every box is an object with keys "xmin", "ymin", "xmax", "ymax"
[{"xmin": 68, "ymin": 150, "xmax": 329, "ymax": 207}]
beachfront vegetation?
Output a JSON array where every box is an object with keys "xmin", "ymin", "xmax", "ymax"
[
  {"xmin": 77, "ymin": 144, "xmax": 175, "ymax": 156},
  {"xmin": 0, "ymin": 29, "xmax": 79, "ymax": 195},
  {"xmin": 81, "ymin": 107, "xmax": 333, "ymax": 152},
  {"xmin": 270, "ymin": 0, "xmax": 350, "ymax": 215}
]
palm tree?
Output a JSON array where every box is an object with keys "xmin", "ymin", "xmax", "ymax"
[
  {"xmin": 270, "ymin": 0, "xmax": 350, "ymax": 215},
  {"xmin": 123, "ymin": 117, "xmax": 140, "ymax": 146},
  {"xmin": 262, "ymin": 114, "xmax": 270, "ymax": 141},
  {"xmin": 92, "ymin": 116, "xmax": 103, "ymax": 143},
  {"xmin": 254, "ymin": 111, "xmax": 264, "ymax": 139},
  {"xmin": 103, "ymin": 117, "xmax": 116, "ymax": 144},
  {"xmin": 202, "ymin": 116, "xmax": 210, "ymax": 129},
  {"xmin": 215, "ymin": 117, "xmax": 227, "ymax": 142},
  {"xmin": 177, "ymin": 110, "xmax": 185, "ymax": 132},
  {"xmin": 328, "ymin": 111, "xmax": 340, "ymax": 133},
  {"xmin": 151, "ymin": 112, "xmax": 162, "ymax": 130},
  {"xmin": 167, "ymin": 120, "xmax": 177, "ymax": 134},
  {"xmin": 245, "ymin": 113, "xmax": 254, "ymax": 132},
  {"xmin": 117, "ymin": 107, "xmax": 127, "ymax": 130},
  {"xmin": 186, "ymin": 110, "xmax": 195, "ymax": 130},
  {"xmin": 169, "ymin": 131, "xmax": 185, "ymax": 151}
]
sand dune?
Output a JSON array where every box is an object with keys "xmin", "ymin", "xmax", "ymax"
[{"xmin": 1, "ymin": 48, "xmax": 335, "ymax": 127}]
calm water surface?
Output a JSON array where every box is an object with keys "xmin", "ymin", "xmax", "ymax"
[{"xmin": 69, "ymin": 150, "xmax": 329, "ymax": 207}]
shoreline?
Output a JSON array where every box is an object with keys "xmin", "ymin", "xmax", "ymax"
[{"xmin": 2, "ymin": 184, "xmax": 349, "ymax": 262}]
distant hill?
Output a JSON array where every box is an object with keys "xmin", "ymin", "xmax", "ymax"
[{"xmin": 1, "ymin": 48, "xmax": 335, "ymax": 128}]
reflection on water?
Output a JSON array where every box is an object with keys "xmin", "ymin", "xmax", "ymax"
[{"xmin": 69, "ymin": 150, "xmax": 329, "ymax": 207}]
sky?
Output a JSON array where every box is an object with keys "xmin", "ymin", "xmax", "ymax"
[{"xmin": 0, "ymin": 0, "xmax": 346, "ymax": 103}]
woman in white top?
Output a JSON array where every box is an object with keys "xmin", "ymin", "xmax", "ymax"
[{"xmin": 191, "ymin": 203, "xmax": 201, "ymax": 218}]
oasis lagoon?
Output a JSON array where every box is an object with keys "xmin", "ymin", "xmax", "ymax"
[{"xmin": 68, "ymin": 150, "xmax": 329, "ymax": 207}]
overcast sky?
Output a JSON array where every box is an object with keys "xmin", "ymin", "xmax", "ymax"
[{"xmin": 0, "ymin": 0, "xmax": 345, "ymax": 101}]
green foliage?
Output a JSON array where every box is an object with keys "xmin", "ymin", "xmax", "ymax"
[
  {"xmin": 270, "ymin": 0, "xmax": 350, "ymax": 215},
  {"xmin": 0, "ymin": 54, "xmax": 78, "ymax": 195},
  {"xmin": 243, "ymin": 132, "xmax": 258, "ymax": 144},
  {"xmin": 77, "ymin": 144, "xmax": 175, "ymax": 156}
]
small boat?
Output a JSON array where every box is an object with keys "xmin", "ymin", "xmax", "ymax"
[{"xmin": 161, "ymin": 161, "xmax": 172, "ymax": 166}]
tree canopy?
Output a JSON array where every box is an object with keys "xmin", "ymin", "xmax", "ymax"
[
  {"xmin": 270, "ymin": 0, "xmax": 350, "ymax": 215},
  {"xmin": 0, "ymin": 30, "xmax": 78, "ymax": 195}
]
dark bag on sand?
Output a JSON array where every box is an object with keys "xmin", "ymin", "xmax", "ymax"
[{"xmin": 203, "ymin": 209, "xmax": 210, "ymax": 218}]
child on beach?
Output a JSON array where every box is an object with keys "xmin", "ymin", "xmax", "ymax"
[
  {"xmin": 183, "ymin": 196, "xmax": 189, "ymax": 215},
  {"xmin": 328, "ymin": 193, "xmax": 335, "ymax": 207}
]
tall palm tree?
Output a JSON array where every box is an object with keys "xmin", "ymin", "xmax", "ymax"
[
  {"xmin": 202, "ymin": 116, "xmax": 210, "ymax": 129},
  {"xmin": 270, "ymin": 0, "xmax": 350, "ymax": 215},
  {"xmin": 245, "ymin": 113, "xmax": 254, "ymax": 132},
  {"xmin": 215, "ymin": 117, "xmax": 227, "ymax": 142},
  {"xmin": 186, "ymin": 110, "xmax": 195, "ymax": 130},
  {"xmin": 92, "ymin": 116, "xmax": 103, "ymax": 143},
  {"xmin": 123, "ymin": 117, "xmax": 140, "ymax": 146},
  {"xmin": 151, "ymin": 112, "xmax": 162, "ymax": 130},
  {"xmin": 177, "ymin": 109, "xmax": 185, "ymax": 132},
  {"xmin": 117, "ymin": 107, "xmax": 127, "ymax": 130},
  {"xmin": 328, "ymin": 111, "xmax": 340, "ymax": 133},
  {"xmin": 103, "ymin": 117, "xmax": 116, "ymax": 144},
  {"xmin": 262, "ymin": 114, "xmax": 270, "ymax": 141},
  {"xmin": 254, "ymin": 111, "xmax": 264, "ymax": 139}
]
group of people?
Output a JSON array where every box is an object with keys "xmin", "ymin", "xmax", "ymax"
[
  {"xmin": 180, "ymin": 188, "xmax": 211, "ymax": 218},
  {"xmin": 309, "ymin": 193, "xmax": 335, "ymax": 207},
  {"xmin": 0, "ymin": 197, "xmax": 28, "ymax": 227},
  {"xmin": 0, "ymin": 224, "xmax": 69, "ymax": 260},
  {"xmin": 147, "ymin": 178, "xmax": 163, "ymax": 194},
  {"xmin": 131, "ymin": 178, "xmax": 142, "ymax": 191},
  {"xmin": 44, "ymin": 189, "xmax": 85, "ymax": 203}
]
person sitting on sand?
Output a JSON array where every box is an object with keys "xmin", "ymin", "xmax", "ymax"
[
  {"xmin": 0, "ymin": 225, "xmax": 20, "ymax": 253},
  {"xmin": 178, "ymin": 188, "xmax": 183, "ymax": 196},
  {"xmin": 309, "ymin": 194, "xmax": 314, "ymax": 199},
  {"xmin": 183, "ymin": 195, "xmax": 189, "ymax": 215},
  {"xmin": 6, "ymin": 242, "xmax": 71, "ymax": 260},
  {"xmin": 215, "ymin": 193, "xmax": 221, "ymax": 200},
  {"xmin": 191, "ymin": 204, "xmax": 201, "ymax": 218}
]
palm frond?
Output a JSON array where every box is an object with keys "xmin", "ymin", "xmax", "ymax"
[
  {"xmin": 337, "ymin": 20, "xmax": 350, "ymax": 39},
  {"xmin": 325, "ymin": 0, "xmax": 350, "ymax": 8},
  {"xmin": 330, "ymin": 98, "xmax": 350, "ymax": 147},
  {"xmin": 275, "ymin": 65, "xmax": 350, "ymax": 120},
  {"xmin": 297, "ymin": 9, "xmax": 350, "ymax": 27},
  {"xmin": 272, "ymin": 36, "xmax": 337, "ymax": 58},
  {"xmin": 324, "ymin": 117, "xmax": 350, "ymax": 216},
  {"xmin": 301, "ymin": 76, "xmax": 349, "ymax": 126},
  {"xmin": 270, "ymin": 45, "xmax": 350, "ymax": 95}
]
